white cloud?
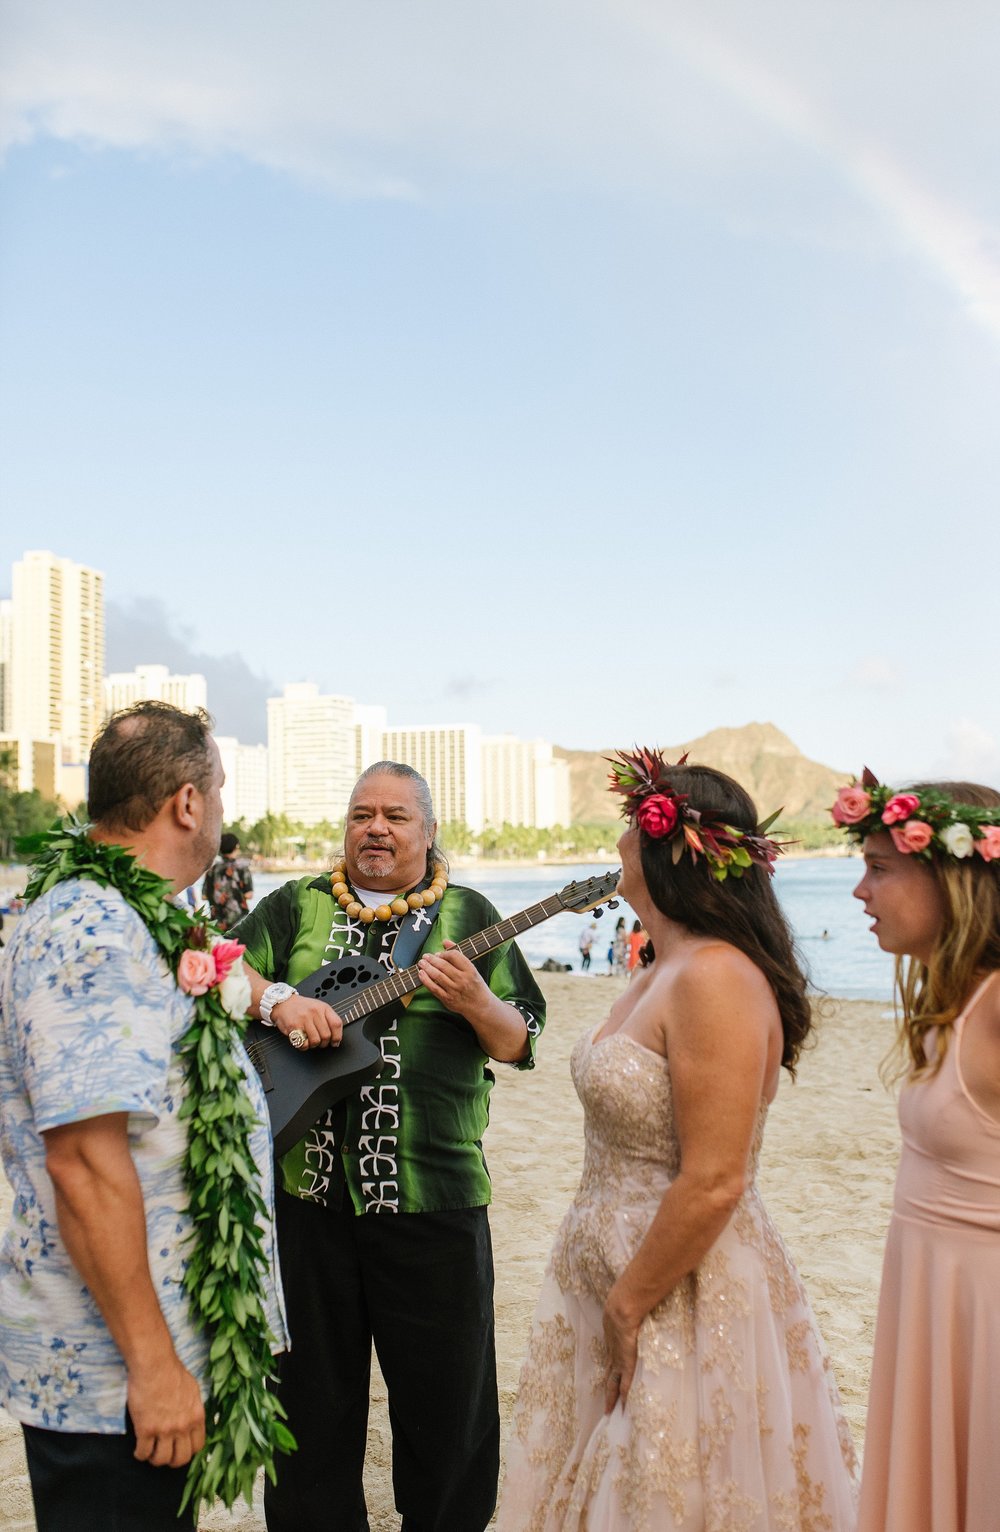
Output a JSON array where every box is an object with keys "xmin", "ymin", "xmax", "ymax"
[
  {"xmin": 3, "ymin": 1, "xmax": 1000, "ymax": 339},
  {"xmin": 848, "ymin": 657, "xmax": 899, "ymax": 690},
  {"xmin": 932, "ymin": 721, "xmax": 1000, "ymax": 786}
]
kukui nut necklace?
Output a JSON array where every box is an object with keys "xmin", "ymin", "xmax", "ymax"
[{"xmin": 330, "ymin": 858, "xmax": 449, "ymax": 922}]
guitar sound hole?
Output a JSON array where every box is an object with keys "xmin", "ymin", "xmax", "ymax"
[{"xmin": 319, "ymin": 965, "xmax": 372, "ymax": 995}]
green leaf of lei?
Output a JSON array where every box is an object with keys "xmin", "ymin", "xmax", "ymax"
[{"xmin": 19, "ymin": 817, "xmax": 295, "ymax": 1515}]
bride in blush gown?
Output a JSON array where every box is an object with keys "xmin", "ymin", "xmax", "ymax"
[{"xmin": 497, "ymin": 753, "xmax": 859, "ymax": 1532}]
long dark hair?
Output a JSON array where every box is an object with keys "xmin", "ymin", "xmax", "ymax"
[{"xmin": 638, "ymin": 763, "xmax": 811, "ymax": 1074}]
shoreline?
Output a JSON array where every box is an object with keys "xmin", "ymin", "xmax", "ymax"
[
  {"xmin": 253, "ymin": 845, "xmax": 855, "ymax": 875},
  {"xmin": 0, "ymin": 979, "xmax": 895, "ymax": 1530},
  {"xmin": 0, "ymin": 842, "xmax": 856, "ymax": 895}
]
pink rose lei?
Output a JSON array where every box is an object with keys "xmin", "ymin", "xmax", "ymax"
[
  {"xmin": 177, "ymin": 949, "xmax": 217, "ymax": 995},
  {"xmin": 881, "ymin": 793, "xmax": 921, "ymax": 826},
  {"xmin": 178, "ymin": 941, "xmax": 246, "ymax": 996},
  {"xmin": 976, "ymin": 826, "xmax": 1000, "ymax": 862},
  {"xmin": 211, "ymin": 939, "xmax": 245, "ymax": 983},
  {"xmin": 831, "ymin": 786, "xmax": 872, "ymax": 826},
  {"xmin": 831, "ymin": 769, "xmax": 1000, "ymax": 864},
  {"xmin": 889, "ymin": 820, "xmax": 934, "ymax": 855}
]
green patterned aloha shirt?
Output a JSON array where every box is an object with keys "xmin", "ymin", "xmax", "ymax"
[{"xmin": 235, "ymin": 876, "xmax": 545, "ymax": 1215}]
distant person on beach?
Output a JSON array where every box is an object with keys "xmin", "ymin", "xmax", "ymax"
[
  {"xmin": 497, "ymin": 751, "xmax": 858, "ymax": 1529},
  {"xmin": 234, "ymin": 760, "xmax": 545, "ymax": 1532},
  {"xmin": 611, "ymin": 914, "xmax": 627, "ymax": 974},
  {"xmin": 201, "ymin": 831, "xmax": 253, "ymax": 930},
  {"xmin": 626, "ymin": 917, "xmax": 647, "ymax": 973},
  {"xmin": 578, "ymin": 919, "xmax": 598, "ymax": 970},
  {"xmin": 0, "ymin": 702, "xmax": 285, "ymax": 1532},
  {"xmin": 833, "ymin": 773, "xmax": 1000, "ymax": 1532}
]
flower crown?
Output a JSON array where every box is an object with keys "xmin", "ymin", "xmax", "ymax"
[
  {"xmin": 608, "ymin": 747, "xmax": 785, "ymax": 881},
  {"xmin": 831, "ymin": 768, "xmax": 1000, "ymax": 861}
]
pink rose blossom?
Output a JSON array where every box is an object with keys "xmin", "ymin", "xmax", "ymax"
[
  {"xmin": 975, "ymin": 826, "xmax": 1000, "ymax": 862},
  {"xmin": 831, "ymin": 786, "xmax": 872, "ymax": 825},
  {"xmin": 636, "ymin": 794, "xmax": 679, "ymax": 838},
  {"xmin": 177, "ymin": 949, "xmax": 217, "ymax": 995},
  {"xmin": 211, "ymin": 939, "xmax": 246, "ymax": 984},
  {"xmin": 889, "ymin": 820, "xmax": 933, "ymax": 854},
  {"xmin": 881, "ymin": 793, "xmax": 921, "ymax": 825}
]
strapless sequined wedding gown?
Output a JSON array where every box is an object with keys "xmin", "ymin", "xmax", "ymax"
[{"xmin": 497, "ymin": 1027, "xmax": 859, "ymax": 1531}]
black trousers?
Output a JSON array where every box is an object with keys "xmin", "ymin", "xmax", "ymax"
[
  {"xmin": 22, "ymin": 1418, "xmax": 196, "ymax": 1532},
  {"xmin": 264, "ymin": 1192, "xmax": 499, "ymax": 1532}
]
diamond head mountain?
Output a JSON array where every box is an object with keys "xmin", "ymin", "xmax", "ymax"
[{"xmin": 555, "ymin": 723, "xmax": 846, "ymax": 827}]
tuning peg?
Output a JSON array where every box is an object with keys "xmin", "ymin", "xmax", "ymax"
[
  {"xmin": 607, "ymin": 898, "xmax": 619, "ymax": 909},
  {"xmin": 593, "ymin": 907, "xmax": 603, "ymax": 918}
]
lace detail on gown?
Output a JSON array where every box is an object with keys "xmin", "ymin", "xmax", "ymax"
[{"xmin": 497, "ymin": 1029, "xmax": 859, "ymax": 1532}]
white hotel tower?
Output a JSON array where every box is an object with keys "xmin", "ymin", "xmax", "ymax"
[
  {"xmin": 10, "ymin": 550, "xmax": 105, "ymax": 765},
  {"xmin": 267, "ymin": 683, "xmax": 357, "ymax": 826},
  {"xmin": 104, "ymin": 664, "xmax": 208, "ymax": 718}
]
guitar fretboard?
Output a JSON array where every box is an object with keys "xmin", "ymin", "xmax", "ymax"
[{"xmin": 336, "ymin": 892, "xmax": 571, "ymax": 1025}]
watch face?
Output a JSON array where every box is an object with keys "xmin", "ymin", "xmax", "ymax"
[{"xmin": 262, "ymin": 983, "xmax": 295, "ymax": 1021}]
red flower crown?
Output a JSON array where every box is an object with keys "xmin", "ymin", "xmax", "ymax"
[{"xmin": 607, "ymin": 747, "xmax": 785, "ymax": 881}]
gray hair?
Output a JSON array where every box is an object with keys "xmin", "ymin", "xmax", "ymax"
[{"xmin": 352, "ymin": 760, "xmax": 449, "ymax": 876}]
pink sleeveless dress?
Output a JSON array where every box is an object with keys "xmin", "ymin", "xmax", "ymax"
[{"xmin": 858, "ymin": 976, "xmax": 1000, "ymax": 1532}]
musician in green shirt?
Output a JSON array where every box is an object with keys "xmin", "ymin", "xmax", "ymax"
[{"xmin": 236, "ymin": 761, "xmax": 545, "ymax": 1532}]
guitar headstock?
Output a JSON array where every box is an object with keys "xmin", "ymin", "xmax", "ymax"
[{"xmin": 557, "ymin": 869, "xmax": 622, "ymax": 915}]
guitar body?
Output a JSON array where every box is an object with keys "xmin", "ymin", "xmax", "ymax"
[{"xmin": 244, "ymin": 956, "xmax": 401, "ymax": 1157}]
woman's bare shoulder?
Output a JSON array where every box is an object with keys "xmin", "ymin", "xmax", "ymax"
[{"xmin": 670, "ymin": 939, "xmax": 774, "ymax": 1000}]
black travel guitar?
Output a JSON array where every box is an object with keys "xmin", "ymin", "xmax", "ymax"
[{"xmin": 244, "ymin": 869, "xmax": 621, "ymax": 1156}]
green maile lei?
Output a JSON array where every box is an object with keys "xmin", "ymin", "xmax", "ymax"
[{"xmin": 17, "ymin": 817, "xmax": 295, "ymax": 1515}]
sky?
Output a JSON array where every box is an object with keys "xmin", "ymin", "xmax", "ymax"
[{"xmin": 2, "ymin": 1, "xmax": 999, "ymax": 779}]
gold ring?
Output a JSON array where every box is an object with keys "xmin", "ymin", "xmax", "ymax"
[{"xmin": 288, "ymin": 1029, "xmax": 308, "ymax": 1050}]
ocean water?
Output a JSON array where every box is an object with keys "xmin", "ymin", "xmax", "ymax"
[{"xmin": 253, "ymin": 855, "xmax": 894, "ymax": 1001}]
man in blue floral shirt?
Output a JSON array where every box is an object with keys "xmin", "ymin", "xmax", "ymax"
[{"xmin": 0, "ymin": 703, "xmax": 286, "ymax": 1532}]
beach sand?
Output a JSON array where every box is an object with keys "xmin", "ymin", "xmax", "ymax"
[{"xmin": 0, "ymin": 974, "xmax": 898, "ymax": 1530}]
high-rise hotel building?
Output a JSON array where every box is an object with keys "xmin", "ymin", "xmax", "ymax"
[
  {"xmin": 267, "ymin": 683, "xmax": 357, "ymax": 825},
  {"xmin": 379, "ymin": 723, "xmax": 484, "ymax": 832},
  {"xmin": 0, "ymin": 599, "xmax": 12, "ymax": 735},
  {"xmin": 215, "ymin": 737, "xmax": 269, "ymax": 826},
  {"xmin": 10, "ymin": 550, "xmax": 105, "ymax": 763},
  {"xmin": 104, "ymin": 664, "xmax": 208, "ymax": 718},
  {"xmin": 481, "ymin": 735, "xmax": 571, "ymax": 829}
]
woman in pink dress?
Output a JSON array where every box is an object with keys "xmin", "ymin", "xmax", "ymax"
[
  {"xmin": 498, "ymin": 751, "xmax": 859, "ymax": 1531},
  {"xmin": 833, "ymin": 772, "xmax": 1000, "ymax": 1532}
]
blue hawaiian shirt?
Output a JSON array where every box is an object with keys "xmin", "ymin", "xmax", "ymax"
[{"xmin": 0, "ymin": 879, "xmax": 287, "ymax": 1433}]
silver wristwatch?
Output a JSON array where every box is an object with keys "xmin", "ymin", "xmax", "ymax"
[{"xmin": 259, "ymin": 982, "xmax": 297, "ymax": 1026}]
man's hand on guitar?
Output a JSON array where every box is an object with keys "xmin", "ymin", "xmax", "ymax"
[
  {"xmin": 418, "ymin": 941, "xmax": 529, "ymax": 1061},
  {"xmin": 272, "ymin": 995, "xmax": 344, "ymax": 1050},
  {"xmin": 417, "ymin": 941, "xmax": 494, "ymax": 1025}
]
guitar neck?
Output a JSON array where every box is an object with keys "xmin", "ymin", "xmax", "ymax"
[{"xmin": 336, "ymin": 892, "xmax": 570, "ymax": 1025}]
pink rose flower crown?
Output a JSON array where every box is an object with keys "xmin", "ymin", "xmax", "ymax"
[
  {"xmin": 607, "ymin": 746, "xmax": 787, "ymax": 882},
  {"xmin": 830, "ymin": 768, "xmax": 1000, "ymax": 861}
]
